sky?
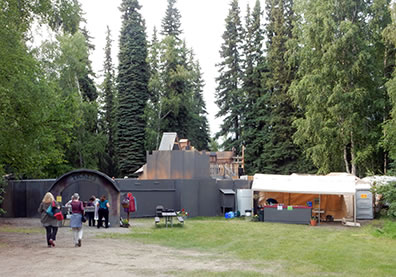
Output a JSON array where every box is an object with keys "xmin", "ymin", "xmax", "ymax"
[{"xmin": 80, "ymin": 0, "xmax": 263, "ymax": 137}]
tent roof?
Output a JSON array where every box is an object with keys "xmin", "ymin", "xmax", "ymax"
[{"xmin": 252, "ymin": 174, "xmax": 356, "ymax": 195}]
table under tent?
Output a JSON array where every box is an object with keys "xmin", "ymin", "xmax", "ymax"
[{"xmin": 252, "ymin": 173, "xmax": 357, "ymax": 225}]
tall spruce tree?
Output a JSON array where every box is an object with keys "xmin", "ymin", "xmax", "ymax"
[
  {"xmin": 158, "ymin": 0, "xmax": 186, "ymax": 138},
  {"xmin": 215, "ymin": 0, "xmax": 244, "ymax": 153},
  {"xmin": 100, "ymin": 26, "xmax": 118, "ymax": 177},
  {"xmin": 188, "ymin": 56, "xmax": 210, "ymax": 150},
  {"xmin": 161, "ymin": 0, "xmax": 182, "ymax": 39},
  {"xmin": 145, "ymin": 27, "xmax": 163, "ymax": 151},
  {"xmin": 78, "ymin": 26, "xmax": 98, "ymax": 102},
  {"xmin": 159, "ymin": 36, "xmax": 191, "ymax": 138},
  {"xmin": 261, "ymin": 0, "xmax": 311, "ymax": 174},
  {"xmin": 240, "ymin": 0, "xmax": 271, "ymax": 174},
  {"xmin": 158, "ymin": 0, "xmax": 206, "ymax": 144},
  {"xmin": 117, "ymin": 0, "xmax": 149, "ymax": 176},
  {"xmin": 145, "ymin": 0, "xmax": 210, "ymax": 150}
]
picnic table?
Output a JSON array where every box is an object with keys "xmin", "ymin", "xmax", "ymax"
[{"xmin": 155, "ymin": 211, "xmax": 184, "ymax": 227}]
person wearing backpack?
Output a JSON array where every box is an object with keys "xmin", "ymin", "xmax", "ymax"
[
  {"xmin": 37, "ymin": 192, "xmax": 60, "ymax": 248},
  {"xmin": 97, "ymin": 195, "xmax": 110, "ymax": 228},
  {"xmin": 122, "ymin": 192, "xmax": 136, "ymax": 224},
  {"xmin": 70, "ymin": 193, "xmax": 84, "ymax": 247}
]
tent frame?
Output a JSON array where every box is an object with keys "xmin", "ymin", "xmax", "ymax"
[{"xmin": 252, "ymin": 174, "xmax": 358, "ymax": 225}]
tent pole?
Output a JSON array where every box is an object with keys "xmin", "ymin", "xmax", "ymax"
[
  {"xmin": 353, "ymin": 194, "xmax": 356, "ymax": 224},
  {"xmin": 318, "ymin": 194, "xmax": 321, "ymax": 225}
]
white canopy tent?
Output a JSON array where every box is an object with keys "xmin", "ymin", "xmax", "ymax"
[
  {"xmin": 252, "ymin": 173, "xmax": 358, "ymax": 224},
  {"xmin": 252, "ymin": 174, "xmax": 356, "ymax": 195}
]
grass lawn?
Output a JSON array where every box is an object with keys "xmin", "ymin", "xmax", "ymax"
[{"xmin": 104, "ymin": 217, "xmax": 396, "ymax": 276}]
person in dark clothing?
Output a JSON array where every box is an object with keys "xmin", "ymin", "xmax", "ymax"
[
  {"xmin": 97, "ymin": 195, "xmax": 110, "ymax": 228},
  {"xmin": 86, "ymin": 196, "xmax": 96, "ymax": 227}
]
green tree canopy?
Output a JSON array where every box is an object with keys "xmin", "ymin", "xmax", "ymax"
[
  {"xmin": 290, "ymin": 0, "xmax": 390, "ymax": 176},
  {"xmin": 215, "ymin": 0, "xmax": 244, "ymax": 154}
]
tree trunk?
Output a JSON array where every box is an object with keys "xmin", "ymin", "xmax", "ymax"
[
  {"xmin": 344, "ymin": 146, "xmax": 350, "ymax": 174},
  {"xmin": 156, "ymin": 101, "xmax": 162, "ymax": 150},
  {"xmin": 351, "ymin": 132, "xmax": 356, "ymax": 176}
]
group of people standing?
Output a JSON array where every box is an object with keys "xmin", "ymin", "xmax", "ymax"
[
  {"xmin": 38, "ymin": 192, "xmax": 111, "ymax": 248},
  {"xmin": 82, "ymin": 195, "xmax": 110, "ymax": 228}
]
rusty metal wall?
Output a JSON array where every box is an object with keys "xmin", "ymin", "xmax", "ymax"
[{"xmin": 143, "ymin": 150, "xmax": 210, "ymax": 179}]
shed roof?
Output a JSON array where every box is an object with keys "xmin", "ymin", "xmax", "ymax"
[{"xmin": 219, "ymin": 189, "xmax": 235, "ymax": 195}]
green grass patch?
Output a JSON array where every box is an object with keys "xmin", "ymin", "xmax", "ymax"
[
  {"xmin": 172, "ymin": 269, "xmax": 267, "ymax": 277},
  {"xmin": 103, "ymin": 217, "xmax": 396, "ymax": 276},
  {"xmin": 370, "ymin": 218, "xmax": 396, "ymax": 239},
  {"xmin": 0, "ymin": 226, "xmax": 42, "ymax": 234}
]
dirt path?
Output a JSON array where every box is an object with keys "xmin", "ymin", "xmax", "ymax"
[{"xmin": 0, "ymin": 218, "xmax": 267, "ymax": 276}]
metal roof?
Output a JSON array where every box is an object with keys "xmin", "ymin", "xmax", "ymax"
[
  {"xmin": 219, "ymin": 189, "xmax": 235, "ymax": 195},
  {"xmin": 158, "ymin": 132, "xmax": 178, "ymax": 150}
]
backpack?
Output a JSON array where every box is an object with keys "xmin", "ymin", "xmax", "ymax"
[
  {"xmin": 121, "ymin": 198, "xmax": 129, "ymax": 208},
  {"xmin": 46, "ymin": 201, "xmax": 61, "ymax": 218},
  {"xmin": 46, "ymin": 204, "xmax": 54, "ymax": 216}
]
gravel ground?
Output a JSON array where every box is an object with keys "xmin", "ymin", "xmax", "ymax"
[{"xmin": 0, "ymin": 218, "xmax": 267, "ymax": 277}]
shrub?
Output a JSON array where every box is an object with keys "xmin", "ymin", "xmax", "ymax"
[
  {"xmin": 373, "ymin": 182, "xmax": 396, "ymax": 218},
  {"xmin": 0, "ymin": 172, "xmax": 7, "ymax": 215}
]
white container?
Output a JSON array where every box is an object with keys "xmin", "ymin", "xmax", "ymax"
[{"xmin": 237, "ymin": 189, "xmax": 252, "ymax": 216}]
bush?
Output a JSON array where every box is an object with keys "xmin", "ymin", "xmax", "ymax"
[
  {"xmin": 373, "ymin": 182, "xmax": 396, "ymax": 218},
  {"xmin": 0, "ymin": 173, "xmax": 7, "ymax": 215}
]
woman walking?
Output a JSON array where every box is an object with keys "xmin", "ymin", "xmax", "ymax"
[
  {"xmin": 38, "ymin": 192, "xmax": 60, "ymax": 248},
  {"xmin": 97, "ymin": 195, "xmax": 110, "ymax": 228},
  {"xmin": 70, "ymin": 193, "xmax": 84, "ymax": 247}
]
